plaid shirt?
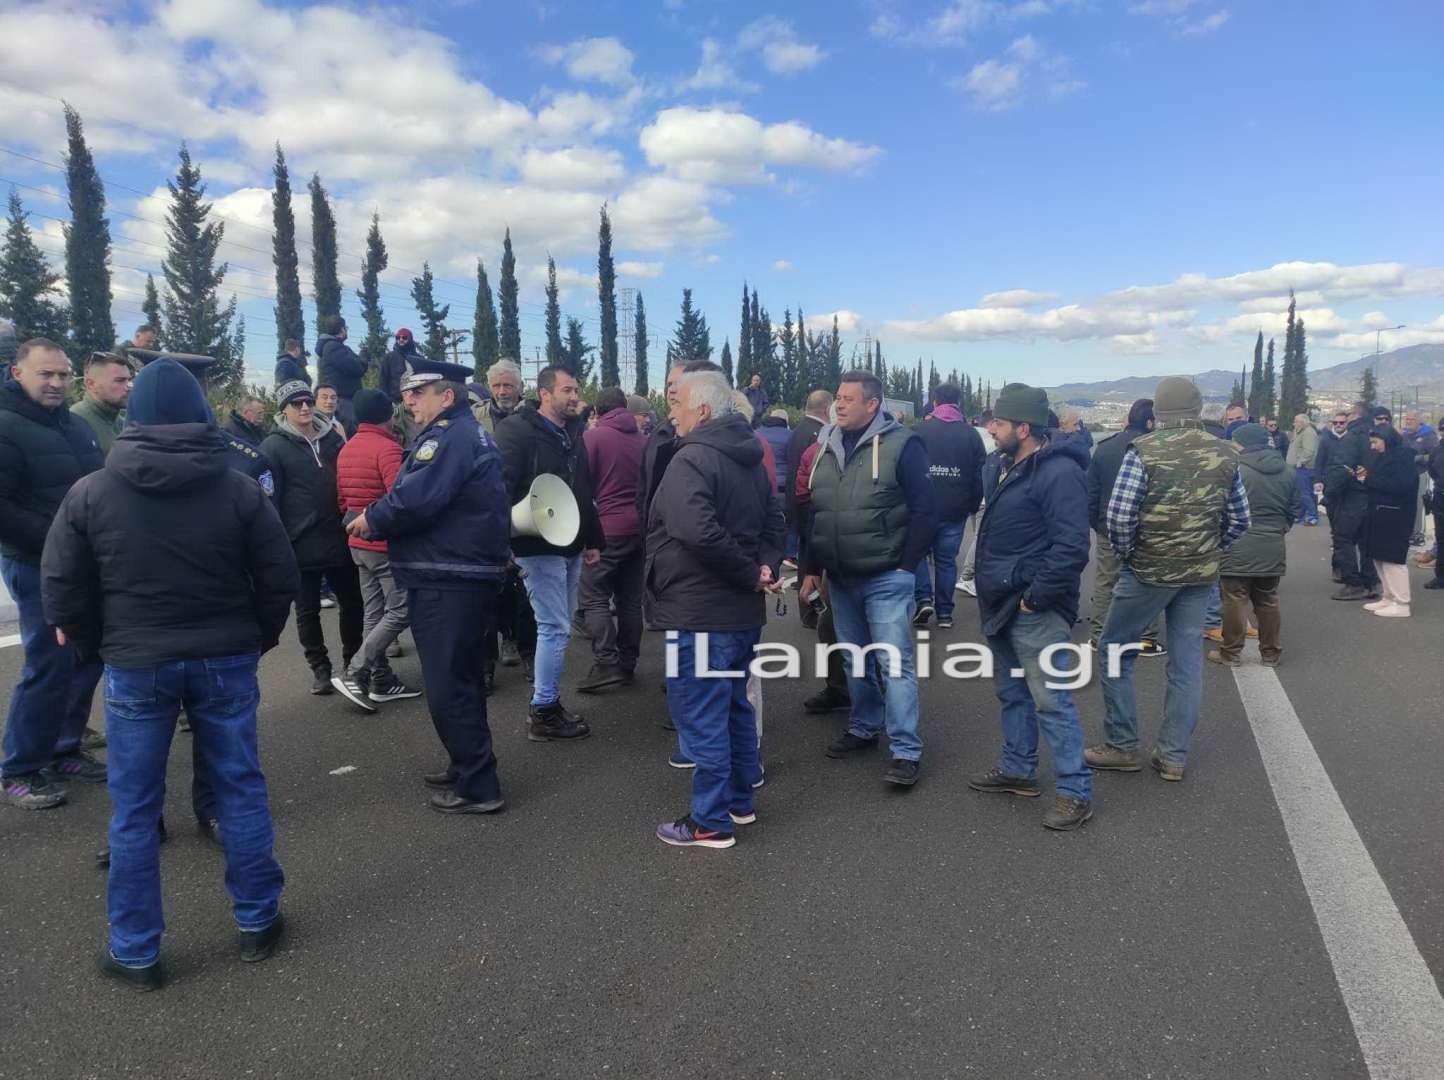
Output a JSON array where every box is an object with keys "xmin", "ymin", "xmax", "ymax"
[{"xmin": 1107, "ymin": 447, "xmax": 1250, "ymax": 560}]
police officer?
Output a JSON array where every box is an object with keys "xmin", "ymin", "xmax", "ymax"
[{"xmin": 345, "ymin": 358, "xmax": 512, "ymax": 814}]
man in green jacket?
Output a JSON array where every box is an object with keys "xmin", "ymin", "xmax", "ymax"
[
  {"xmin": 1210, "ymin": 424, "xmax": 1300, "ymax": 667},
  {"xmin": 70, "ymin": 352, "xmax": 133, "ymax": 458}
]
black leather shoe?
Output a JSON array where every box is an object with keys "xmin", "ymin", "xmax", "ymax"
[
  {"xmin": 577, "ymin": 663, "xmax": 627, "ymax": 694},
  {"xmin": 310, "ymin": 667, "xmax": 333, "ymax": 695},
  {"xmin": 825, "ymin": 731, "xmax": 879, "ymax": 758},
  {"xmin": 422, "ymin": 770, "xmax": 454, "ymax": 790},
  {"xmin": 98, "ymin": 951, "xmax": 164, "ymax": 991},
  {"xmin": 238, "ymin": 914, "xmax": 285, "ymax": 963},
  {"xmin": 429, "ymin": 791, "xmax": 506, "ymax": 815},
  {"xmin": 884, "ymin": 758, "xmax": 921, "ymax": 787}
]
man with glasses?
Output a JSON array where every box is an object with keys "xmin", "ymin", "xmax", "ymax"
[
  {"xmin": 1315, "ymin": 411, "xmax": 1350, "ymax": 578},
  {"xmin": 1323, "ymin": 402, "xmax": 1383, "ymax": 601},
  {"xmin": 0, "ymin": 338, "xmax": 107, "ymax": 809}
]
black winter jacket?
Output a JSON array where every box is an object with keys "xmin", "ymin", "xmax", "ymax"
[
  {"xmin": 1364, "ymin": 432, "xmax": 1418, "ymax": 565},
  {"xmin": 380, "ymin": 341, "xmax": 420, "ymax": 403},
  {"xmin": 1086, "ymin": 425, "xmax": 1150, "ymax": 534},
  {"xmin": 493, "ymin": 403, "xmax": 604, "ymax": 558},
  {"xmin": 914, "ymin": 416, "xmax": 986, "ymax": 522},
  {"xmin": 638, "ymin": 418, "xmax": 678, "ymax": 522},
  {"xmin": 40, "ymin": 423, "xmax": 299, "ymax": 665},
  {"xmin": 1325, "ymin": 416, "xmax": 1373, "ymax": 505},
  {"xmin": 783, "ymin": 414, "xmax": 824, "ymax": 520},
  {"xmin": 273, "ymin": 352, "xmax": 311, "ymax": 388},
  {"xmin": 975, "ymin": 436, "xmax": 1091, "ymax": 637},
  {"xmin": 644, "ymin": 412, "xmax": 785, "ymax": 632},
  {"xmin": 223, "ymin": 410, "xmax": 266, "ymax": 448},
  {"xmin": 260, "ymin": 417, "xmax": 350, "ymax": 569},
  {"xmin": 315, "ymin": 334, "xmax": 368, "ymax": 399},
  {"xmin": 0, "ymin": 380, "xmax": 104, "ymax": 563}
]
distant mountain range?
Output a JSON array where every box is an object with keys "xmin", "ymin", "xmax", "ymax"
[{"xmin": 1046, "ymin": 344, "xmax": 1444, "ymax": 404}]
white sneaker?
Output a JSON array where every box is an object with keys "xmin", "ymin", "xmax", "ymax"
[
  {"xmin": 1374, "ymin": 602, "xmax": 1411, "ymax": 618},
  {"xmin": 1363, "ymin": 598, "xmax": 1392, "ymax": 611},
  {"xmin": 957, "ymin": 579, "xmax": 977, "ymax": 597}
]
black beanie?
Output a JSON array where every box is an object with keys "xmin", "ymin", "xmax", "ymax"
[
  {"xmin": 354, "ymin": 388, "xmax": 392, "ymax": 426},
  {"xmin": 127, "ymin": 357, "xmax": 212, "ymax": 426}
]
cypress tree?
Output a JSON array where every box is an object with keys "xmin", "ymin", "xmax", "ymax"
[
  {"xmin": 633, "ymin": 291, "xmax": 649, "ymax": 395},
  {"xmin": 142, "ymin": 273, "xmax": 162, "ymax": 342},
  {"xmin": 159, "ymin": 146, "xmax": 236, "ymax": 376},
  {"xmin": 1278, "ymin": 290, "xmax": 1311, "ymax": 420},
  {"xmin": 1247, "ymin": 331, "xmax": 1265, "ymax": 418},
  {"xmin": 915, "ymin": 359, "xmax": 924, "ymax": 411},
  {"xmin": 308, "ymin": 174, "xmax": 340, "ymax": 330},
  {"xmin": 874, "ymin": 340, "xmax": 886, "ymax": 385},
  {"xmin": 271, "ymin": 145, "xmax": 305, "ymax": 348},
  {"xmin": 598, "ymin": 207, "xmax": 619, "ymax": 386},
  {"xmin": 1294, "ymin": 318, "xmax": 1309, "ymax": 412},
  {"xmin": 356, "ymin": 212, "xmax": 389, "ymax": 362},
  {"xmin": 62, "ymin": 104, "xmax": 113, "ymax": 356},
  {"xmin": 720, "ymin": 339, "xmax": 733, "ymax": 385},
  {"xmin": 472, "ymin": 259, "xmax": 499, "ymax": 378},
  {"xmin": 564, "ymin": 316, "xmax": 594, "ymax": 382},
  {"xmin": 824, "ymin": 315, "xmax": 842, "ymax": 388},
  {"xmin": 672, "ymin": 288, "xmax": 708, "ymax": 362},
  {"xmin": 498, "ymin": 229, "xmax": 520, "ymax": 360},
  {"xmin": 410, "ymin": 263, "xmax": 450, "ymax": 359},
  {"xmin": 232, "ymin": 314, "xmax": 247, "ymax": 378},
  {"xmin": 1262, "ymin": 337, "xmax": 1276, "ymax": 419},
  {"xmin": 1360, "ymin": 358, "xmax": 1376, "ymax": 406},
  {"xmin": 736, "ymin": 281, "xmax": 752, "ymax": 386},
  {"xmin": 778, "ymin": 309, "xmax": 798, "ymax": 406},
  {"xmin": 928, "ymin": 359, "xmax": 940, "ymax": 402},
  {"xmin": 795, "ymin": 306, "xmax": 810, "ymax": 396},
  {"xmin": 752, "ymin": 301, "xmax": 775, "ymax": 397},
  {"xmin": 544, "ymin": 257, "xmax": 564, "ymax": 365},
  {"xmin": 0, "ymin": 190, "xmax": 69, "ymax": 344}
]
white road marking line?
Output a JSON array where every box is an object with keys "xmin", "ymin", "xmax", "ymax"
[
  {"xmin": 1234, "ymin": 662, "xmax": 1444, "ymax": 1079},
  {"xmin": 0, "ymin": 634, "xmax": 20, "ymax": 650},
  {"xmin": 329, "ymin": 765, "xmax": 358, "ymax": 776}
]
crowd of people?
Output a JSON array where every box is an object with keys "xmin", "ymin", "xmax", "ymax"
[{"xmin": 1, "ymin": 321, "xmax": 1436, "ymax": 991}]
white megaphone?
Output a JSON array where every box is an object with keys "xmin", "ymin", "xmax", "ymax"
[{"xmin": 511, "ymin": 473, "xmax": 580, "ymax": 547}]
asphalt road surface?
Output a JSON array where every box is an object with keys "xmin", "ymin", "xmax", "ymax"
[{"xmin": 2, "ymin": 523, "xmax": 1441, "ymax": 1079}]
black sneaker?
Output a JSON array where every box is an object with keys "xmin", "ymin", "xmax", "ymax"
[
  {"xmin": 1331, "ymin": 584, "xmax": 1370, "ymax": 601},
  {"xmin": 884, "ymin": 758, "xmax": 921, "ymax": 787},
  {"xmin": 331, "ymin": 673, "xmax": 378, "ymax": 712},
  {"xmin": 577, "ymin": 662, "xmax": 627, "ymax": 694},
  {"xmin": 310, "ymin": 667, "xmax": 334, "ymax": 694},
  {"xmin": 967, "ymin": 767, "xmax": 1041, "ymax": 797},
  {"xmin": 936, "ymin": 615, "xmax": 954, "ymax": 630},
  {"xmin": 429, "ymin": 791, "xmax": 506, "ymax": 815},
  {"xmin": 804, "ymin": 688, "xmax": 850, "ymax": 714},
  {"xmin": 826, "ymin": 731, "xmax": 878, "ymax": 758},
  {"xmin": 47, "ymin": 751, "xmax": 106, "ymax": 784},
  {"xmin": 238, "ymin": 914, "xmax": 285, "ymax": 963},
  {"xmin": 528, "ymin": 703, "xmax": 591, "ymax": 742},
  {"xmin": 912, "ymin": 603, "xmax": 934, "ymax": 627},
  {"xmin": 368, "ymin": 677, "xmax": 422, "ymax": 703},
  {"xmin": 98, "ymin": 951, "xmax": 164, "ymax": 992},
  {"xmin": 1042, "ymin": 796, "xmax": 1093, "ymax": 831},
  {"xmin": 2, "ymin": 771, "xmax": 67, "ymax": 810}
]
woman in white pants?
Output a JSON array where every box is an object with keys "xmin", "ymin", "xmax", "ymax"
[{"xmin": 1360, "ymin": 427, "xmax": 1418, "ymax": 617}]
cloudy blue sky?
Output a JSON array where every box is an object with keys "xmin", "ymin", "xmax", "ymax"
[{"xmin": 2, "ymin": 0, "xmax": 1441, "ymax": 387}]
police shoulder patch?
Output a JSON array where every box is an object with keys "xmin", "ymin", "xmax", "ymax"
[
  {"xmin": 437, "ymin": 418, "xmax": 451, "ymax": 427},
  {"xmin": 258, "ymin": 470, "xmax": 275, "ymax": 495},
  {"xmin": 416, "ymin": 439, "xmax": 440, "ymax": 462}
]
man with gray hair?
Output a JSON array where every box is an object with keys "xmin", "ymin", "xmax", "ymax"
[
  {"xmin": 476, "ymin": 358, "xmax": 524, "ymax": 435},
  {"xmin": 649, "ymin": 370, "xmax": 784, "ymax": 848},
  {"xmin": 476, "ymin": 356, "xmax": 533, "ymax": 682},
  {"xmin": 799, "ymin": 369, "xmax": 934, "ymax": 787}
]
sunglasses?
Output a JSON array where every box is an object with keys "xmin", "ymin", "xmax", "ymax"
[{"xmin": 288, "ymin": 398, "xmax": 316, "ymax": 408}]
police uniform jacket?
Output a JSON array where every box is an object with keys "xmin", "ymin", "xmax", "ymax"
[{"xmin": 365, "ymin": 402, "xmax": 511, "ymax": 590}]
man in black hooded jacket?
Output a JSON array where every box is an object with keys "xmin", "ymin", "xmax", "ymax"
[
  {"xmin": 42, "ymin": 358, "xmax": 299, "ymax": 990},
  {"xmin": 380, "ymin": 328, "xmax": 420, "ymax": 404},
  {"xmin": 1324, "ymin": 402, "xmax": 1383, "ymax": 600}
]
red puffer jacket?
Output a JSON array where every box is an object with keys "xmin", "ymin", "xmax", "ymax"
[{"xmin": 336, "ymin": 422, "xmax": 403, "ymax": 552}]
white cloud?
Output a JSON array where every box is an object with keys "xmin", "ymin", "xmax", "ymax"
[
  {"xmin": 772, "ymin": 259, "xmax": 794, "ymax": 271},
  {"xmin": 1105, "ymin": 262, "xmax": 1444, "ymax": 309},
  {"xmin": 1131, "ymin": 1, "xmax": 1230, "ymax": 36},
  {"xmin": 537, "ymin": 37, "xmax": 636, "ymax": 86},
  {"xmin": 703, "ymin": 253, "xmax": 722, "ymax": 264},
  {"xmin": 1333, "ymin": 317, "xmax": 1444, "ymax": 352},
  {"xmin": 737, "ymin": 17, "xmax": 827, "ymax": 75},
  {"xmin": 951, "ymin": 36, "xmax": 1083, "ymax": 109},
  {"xmin": 616, "ymin": 260, "xmax": 664, "ymax": 278},
  {"xmin": 639, "ymin": 107, "xmax": 881, "ymax": 184},
  {"xmin": 1181, "ymin": 10, "xmax": 1230, "ymax": 36},
  {"xmin": 807, "ymin": 310, "xmax": 863, "ymax": 335},
  {"xmin": 519, "ymin": 147, "xmax": 625, "ymax": 189},
  {"xmin": 677, "ymin": 38, "xmax": 759, "ymax": 94},
  {"xmin": 957, "ymin": 59, "xmax": 1025, "ymax": 110},
  {"xmin": 886, "ymin": 302, "xmax": 1193, "ymax": 343},
  {"xmin": 979, "ymin": 288, "xmax": 1058, "ymax": 308}
]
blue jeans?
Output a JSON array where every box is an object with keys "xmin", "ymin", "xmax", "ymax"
[
  {"xmin": 1204, "ymin": 580, "xmax": 1221, "ymax": 630},
  {"xmin": 914, "ymin": 520, "xmax": 966, "ymax": 619},
  {"xmin": 1, "ymin": 556, "xmax": 102, "ymax": 777},
  {"xmin": 986, "ymin": 609, "xmax": 1092, "ymax": 800},
  {"xmin": 666, "ymin": 630, "xmax": 763, "ymax": 831},
  {"xmin": 1098, "ymin": 568, "xmax": 1210, "ymax": 765},
  {"xmin": 516, "ymin": 554, "xmax": 581, "ymax": 707},
  {"xmin": 104, "ymin": 655, "xmax": 283, "ymax": 966},
  {"xmin": 829, "ymin": 570, "xmax": 923, "ymax": 760},
  {"xmin": 1295, "ymin": 466, "xmax": 1319, "ymax": 522}
]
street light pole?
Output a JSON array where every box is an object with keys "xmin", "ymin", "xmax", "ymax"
[{"xmin": 1376, "ymin": 324, "xmax": 1405, "ymax": 360}]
